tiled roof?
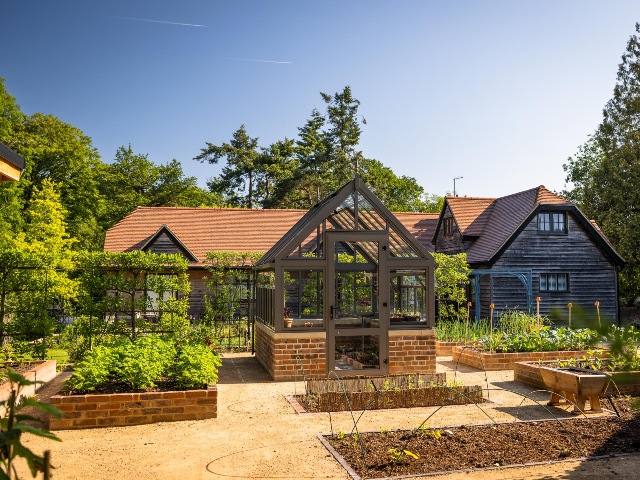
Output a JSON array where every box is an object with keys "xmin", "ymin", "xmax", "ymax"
[
  {"xmin": 447, "ymin": 197, "xmax": 495, "ymax": 237},
  {"xmin": 445, "ymin": 186, "xmax": 617, "ymax": 265},
  {"xmin": 104, "ymin": 207, "xmax": 439, "ymax": 265},
  {"xmin": 392, "ymin": 212, "xmax": 439, "ymax": 252},
  {"xmin": 104, "ymin": 207, "xmax": 307, "ymax": 266}
]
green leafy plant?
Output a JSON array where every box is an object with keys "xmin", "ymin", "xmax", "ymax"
[
  {"xmin": 65, "ymin": 335, "xmax": 222, "ymax": 394},
  {"xmin": 173, "ymin": 343, "xmax": 222, "ymax": 389},
  {"xmin": 0, "ymin": 368, "xmax": 63, "ymax": 479},
  {"xmin": 477, "ymin": 327, "xmax": 600, "ymax": 353},
  {"xmin": 117, "ymin": 336, "xmax": 176, "ymax": 391},
  {"xmin": 64, "ymin": 344, "xmax": 120, "ymax": 393},
  {"xmin": 388, "ymin": 448, "xmax": 419, "ymax": 465}
]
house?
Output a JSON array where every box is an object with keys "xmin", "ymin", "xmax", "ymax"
[
  {"xmin": 432, "ymin": 186, "xmax": 625, "ymax": 323},
  {"xmin": 103, "ymin": 205, "xmax": 440, "ymax": 318},
  {"xmin": 0, "ymin": 141, "xmax": 25, "ymax": 182},
  {"xmin": 104, "ymin": 185, "xmax": 624, "ymax": 326}
]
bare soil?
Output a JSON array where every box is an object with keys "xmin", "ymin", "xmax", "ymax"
[
  {"xmin": 16, "ymin": 354, "xmax": 640, "ymax": 480},
  {"xmin": 327, "ymin": 404, "xmax": 640, "ymax": 478}
]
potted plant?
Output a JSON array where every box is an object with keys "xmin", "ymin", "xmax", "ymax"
[{"xmin": 284, "ymin": 307, "xmax": 293, "ymax": 328}]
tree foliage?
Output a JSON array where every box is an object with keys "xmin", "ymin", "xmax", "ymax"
[
  {"xmin": 433, "ymin": 252, "xmax": 471, "ymax": 322},
  {"xmin": 199, "ymin": 86, "xmax": 441, "ymax": 211},
  {"xmin": 563, "ymin": 24, "xmax": 640, "ymax": 304}
]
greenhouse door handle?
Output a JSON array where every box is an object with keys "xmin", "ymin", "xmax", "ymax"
[{"xmin": 383, "ymin": 358, "xmax": 388, "ymax": 364}]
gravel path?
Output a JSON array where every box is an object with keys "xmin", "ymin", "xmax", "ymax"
[{"xmin": 16, "ymin": 354, "xmax": 640, "ymax": 479}]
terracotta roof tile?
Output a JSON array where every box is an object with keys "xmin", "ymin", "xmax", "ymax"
[
  {"xmin": 391, "ymin": 212, "xmax": 440, "ymax": 252},
  {"xmin": 447, "ymin": 186, "xmax": 576, "ymax": 264},
  {"xmin": 104, "ymin": 207, "xmax": 439, "ymax": 265}
]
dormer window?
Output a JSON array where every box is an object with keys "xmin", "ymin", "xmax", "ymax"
[
  {"xmin": 443, "ymin": 217, "xmax": 453, "ymax": 237},
  {"xmin": 538, "ymin": 212, "xmax": 566, "ymax": 234}
]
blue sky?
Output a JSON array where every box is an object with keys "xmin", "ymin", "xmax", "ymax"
[{"xmin": 3, "ymin": 1, "xmax": 640, "ymax": 199}]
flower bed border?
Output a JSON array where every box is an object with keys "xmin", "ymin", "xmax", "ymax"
[
  {"xmin": 49, "ymin": 385, "xmax": 217, "ymax": 430},
  {"xmin": 453, "ymin": 346, "xmax": 601, "ymax": 371},
  {"xmin": 515, "ymin": 361, "xmax": 640, "ymax": 395}
]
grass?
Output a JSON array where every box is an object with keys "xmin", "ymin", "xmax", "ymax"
[{"xmin": 47, "ymin": 348, "xmax": 69, "ymax": 364}]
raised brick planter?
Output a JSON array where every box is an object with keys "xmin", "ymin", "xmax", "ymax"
[
  {"xmin": 435, "ymin": 341, "xmax": 466, "ymax": 356},
  {"xmin": 255, "ymin": 322, "xmax": 326, "ymax": 381},
  {"xmin": 255, "ymin": 323, "xmax": 436, "ymax": 380},
  {"xmin": 49, "ymin": 385, "xmax": 217, "ymax": 430},
  {"xmin": 453, "ymin": 346, "xmax": 597, "ymax": 371},
  {"xmin": 0, "ymin": 360, "xmax": 57, "ymax": 413},
  {"xmin": 515, "ymin": 360, "xmax": 640, "ymax": 395},
  {"xmin": 388, "ymin": 329, "xmax": 436, "ymax": 375}
]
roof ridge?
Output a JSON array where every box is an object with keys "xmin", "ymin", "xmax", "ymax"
[{"xmin": 134, "ymin": 206, "xmax": 310, "ymax": 213}]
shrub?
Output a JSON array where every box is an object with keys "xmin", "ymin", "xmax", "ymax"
[
  {"xmin": 117, "ymin": 336, "xmax": 176, "ymax": 391},
  {"xmin": 173, "ymin": 343, "xmax": 222, "ymax": 389},
  {"xmin": 65, "ymin": 335, "xmax": 221, "ymax": 394},
  {"xmin": 65, "ymin": 345, "xmax": 120, "ymax": 393}
]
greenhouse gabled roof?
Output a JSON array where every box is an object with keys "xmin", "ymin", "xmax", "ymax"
[{"xmin": 256, "ymin": 174, "xmax": 433, "ymax": 266}]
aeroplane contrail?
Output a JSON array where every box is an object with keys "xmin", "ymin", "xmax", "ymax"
[
  {"xmin": 234, "ymin": 58, "xmax": 292, "ymax": 64},
  {"xmin": 104, "ymin": 15, "xmax": 206, "ymax": 27}
]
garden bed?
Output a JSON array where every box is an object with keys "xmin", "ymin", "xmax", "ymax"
[
  {"xmin": 453, "ymin": 346, "xmax": 603, "ymax": 371},
  {"xmin": 297, "ymin": 373, "xmax": 484, "ymax": 412},
  {"xmin": 0, "ymin": 360, "xmax": 57, "ymax": 408},
  {"xmin": 49, "ymin": 385, "xmax": 217, "ymax": 430},
  {"xmin": 515, "ymin": 360, "xmax": 640, "ymax": 395},
  {"xmin": 322, "ymin": 401, "xmax": 640, "ymax": 479}
]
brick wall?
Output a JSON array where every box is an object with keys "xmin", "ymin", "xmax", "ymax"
[
  {"xmin": 49, "ymin": 386, "xmax": 217, "ymax": 430},
  {"xmin": 255, "ymin": 322, "xmax": 326, "ymax": 381},
  {"xmin": 435, "ymin": 341, "xmax": 466, "ymax": 356},
  {"xmin": 256, "ymin": 324, "xmax": 437, "ymax": 379},
  {"xmin": 453, "ymin": 347, "xmax": 598, "ymax": 371},
  {"xmin": 388, "ymin": 329, "xmax": 436, "ymax": 374}
]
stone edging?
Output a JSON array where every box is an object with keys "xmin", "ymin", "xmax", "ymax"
[{"xmin": 49, "ymin": 385, "xmax": 217, "ymax": 430}]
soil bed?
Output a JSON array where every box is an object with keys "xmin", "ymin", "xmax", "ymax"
[
  {"xmin": 0, "ymin": 361, "xmax": 45, "ymax": 380},
  {"xmin": 325, "ymin": 398, "xmax": 640, "ymax": 479},
  {"xmin": 60, "ymin": 377, "xmax": 207, "ymax": 395}
]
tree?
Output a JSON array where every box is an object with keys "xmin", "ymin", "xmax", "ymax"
[
  {"xmin": 267, "ymin": 87, "xmax": 366, "ymax": 209},
  {"xmin": 360, "ymin": 158, "xmax": 442, "ymax": 212},
  {"xmin": 4, "ymin": 180, "xmax": 77, "ymax": 356},
  {"xmin": 563, "ymin": 23, "xmax": 640, "ymax": 304},
  {"xmin": 322, "ymin": 85, "xmax": 365, "ymax": 180},
  {"xmin": 433, "ymin": 253, "xmax": 471, "ymax": 322},
  {"xmin": 256, "ymin": 138, "xmax": 297, "ymax": 206},
  {"xmin": 195, "ymin": 125, "xmax": 261, "ymax": 208},
  {"xmin": 99, "ymin": 145, "xmax": 201, "ymax": 227},
  {"xmin": 8, "ymin": 113, "xmax": 104, "ymax": 250},
  {"xmin": 0, "ymin": 77, "xmax": 23, "ymax": 140}
]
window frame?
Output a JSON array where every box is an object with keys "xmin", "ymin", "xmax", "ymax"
[
  {"xmin": 539, "ymin": 273, "xmax": 569, "ymax": 292},
  {"xmin": 443, "ymin": 217, "xmax": 454, "ymax": 237},
  {"xmin": 538, "ymin": 212, "xmax": 567, "ymax": 234}
]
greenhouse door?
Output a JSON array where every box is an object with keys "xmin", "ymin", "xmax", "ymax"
[{"xmin": 326, "ymin": 232, "xmax": 389, "ymax": 376}]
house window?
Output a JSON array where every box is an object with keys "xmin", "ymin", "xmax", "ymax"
[
  {"xmin": 540, "ymin": 273, "xmax": 569, "ymax": 292},
  {"xmin": 538, "ymin": 212, "xmax": 567, "ymax": 234},
  {"xmin": 443, "ymin": 217, "xmax": 453, "ymax": 237}
]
